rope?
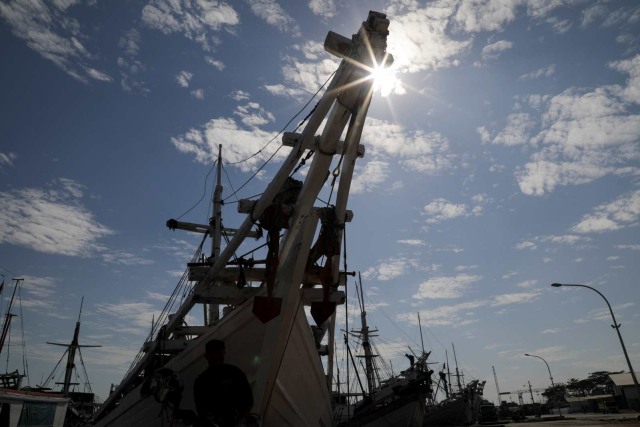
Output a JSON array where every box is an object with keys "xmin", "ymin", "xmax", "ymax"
[
  {"xmin": 175, "ymin": 160, "xmax": 217, "ymax": 221},
  {"xmin": 222, "ymin": 145, "xmax": 284, "ymax": 202},
  {"xmin": 222, "ymin": 163, "xmax": 240, "ymax": 204},
  {"xmin": 78, "ymin": 347, "xmax": 93, "ymax": 394},
  {"xmin": 227, "ymin": 70, "xmax": 336, "ymax": 167},
  {"xmin": 18, "ymin": 287, "xmax": 29, "ymax": 385},
  {"xmin": 222, "ymin": 70, "xmax": 337, "ymax": 202}
]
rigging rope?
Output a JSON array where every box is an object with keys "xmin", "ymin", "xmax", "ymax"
[
  {"xmin": 222, "ymin": 145, "xmax": 284, "ymax": 202},
  {"xmin": 226, "ymin": 70, "xmax": 336, "ymax": 167},
  {"xmin": 175, "ymin": 160, "xmax": 217, "ymax": 221},
  {"xmin": 18, "ymin": 287, "xmax": 29, "ymax": 386},
  {"xmin": 78, "ymin": 347, "xmax": 93, "ymax": 394},
  {"xmin": 222, "ymin": 70, "xmax": 337, "ymax": 203}
]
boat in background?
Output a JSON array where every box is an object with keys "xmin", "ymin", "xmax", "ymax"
[
  {"xmin": 0, "ymin": 281, "xmax": 99, "ymax": 426},
  {"xmin": 334, "ymin": 277, "xmax": 433, "ymax": 427},
  {"xmin": 423, "ymin": 379, "xmax": 485, "ymax": 426},
  {"xmin": 92, "ymin": 11, "xmax": 393, "ymax": 427}
]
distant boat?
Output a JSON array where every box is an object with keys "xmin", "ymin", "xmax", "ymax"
[
  {"xmin": 92, "ymin": 11, "xmax": 393, "ymax": 427},
  {"xmin": 424, "ymin": 346, "xmax": 485, "ymax": 427},
  {"xmin": 423, "ymin": 379, "xmax": 485, "ymax": 426},
  {"xmin": 0, "ymin": 281, "xmax": 99, "ymax": 427},
  {"xmin": 334, "ymin": 276, "xmax": 433, "ymax": 427}
]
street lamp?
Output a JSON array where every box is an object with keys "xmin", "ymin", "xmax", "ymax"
[
  {"xmin": 525, "ymin": 353, "xmax": 561, "ymax": 415},
  {"xmin": 551, "ymin": 282, "xmax": 640, "ymax": 409},
  {"xmin": 525, "ymin": 354, "xmax": 555, "ymax": 388}
]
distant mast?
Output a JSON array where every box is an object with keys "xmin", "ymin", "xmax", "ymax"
[
  {"xmin": 208, "ymin": 144, "xmax": 223, "ymax": 325},
  {"xmin": 0, "ymin": 279, "xmax": 22, "ymax": 355},
  {"xmin": 356, "ymin": 272, "xmax": 377, "ymax": 395},
  {"xmin": 46, "ymin": 297, "xmax": 101, "ymax": 396}
]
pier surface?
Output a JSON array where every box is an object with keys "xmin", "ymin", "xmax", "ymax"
[{"xmin": 478, "ymin": 412, "xmax": 640, "ymax": 427}]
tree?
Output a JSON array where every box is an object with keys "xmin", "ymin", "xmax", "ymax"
[
  {"xmin": 541, "ymin": 384, "xmax": 566, "ymax": 405},
  {"xmin": 564, "ymin": 371, "xmax": 622, "ymax": 397}
]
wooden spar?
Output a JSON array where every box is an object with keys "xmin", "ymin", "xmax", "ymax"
[
  {"xmin": 0, "ymin": 279, "xmax": 22, "ymax": 355},
  {"xmin": 254, "ymin": 13, "xmax": 392, "ymax": 418}
]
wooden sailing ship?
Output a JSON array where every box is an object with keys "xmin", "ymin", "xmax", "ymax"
[
  {"xmin": 93, "ymin": 11, "xmax": 393, "ymax": 427},
  {"xmin": 0, "ymin": 281, "xmax": 98, "ymax": 427}
]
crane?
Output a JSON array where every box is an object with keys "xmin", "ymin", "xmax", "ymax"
[{"xmin": 499, "ymin": 381, "xmax": 546, "ymax": 405}]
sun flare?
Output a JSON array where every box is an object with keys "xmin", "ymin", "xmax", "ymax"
[{"xmin": 371, "ymin": 64, "xmax": 402, "ymax": 97}]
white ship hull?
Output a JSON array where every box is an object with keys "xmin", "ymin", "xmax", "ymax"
[
  {"xmin": 347, "ymin": 397, "xmax": 425, "ymax": 427},
  {"xmin": 0, "ymin": 388, "xmax": 69, "ymax": 427},
  {"xmin": 96, "ymin": 298, "xmax": 332, "ymax": 426}
]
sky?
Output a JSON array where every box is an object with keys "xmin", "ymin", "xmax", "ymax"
[{"xmin": 1, "ymin": 0, "xmax": 639, "ymax": 407}]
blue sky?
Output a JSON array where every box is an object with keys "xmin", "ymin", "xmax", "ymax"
[{"xmin": 1, "ymin": 0, "xmax": 639, "ymax": 405}]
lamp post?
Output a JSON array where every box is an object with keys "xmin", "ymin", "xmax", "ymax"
[
  {"xmin": 525, "ymin": 353, "xmax": 561, "ymax": 416},
  {"xmin": 551, "ymin": 282, "xmax": 640, "ymax": 409}
]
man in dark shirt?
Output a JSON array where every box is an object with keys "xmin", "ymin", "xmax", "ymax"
[{"xmin": 193, "ymin": 339, "xmax": 253, "ymax": 427}]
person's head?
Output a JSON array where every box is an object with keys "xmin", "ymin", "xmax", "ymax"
[{"xmin": 205, "ymin": 339, "xmax": 225, "ymax": 366}]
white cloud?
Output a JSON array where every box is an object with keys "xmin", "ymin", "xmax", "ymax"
[
  {"xmin": 95, "ymin": 301, "xmax": 161, "ymax": 333},
  {"xmin": 248, "ymin": 0, "xmax": 300, "ymax": 35},
  {"xmin": 491, "ymin": 291, "xmax": 541, "ymax": 306},
  {"xmin": 397, "ymin": 300, "xmax": 487, "ymax": 327},
  {"xmin": 571, "ymin": 189, "xmax": 640, "ymax": 234},
  {"xmin": 101, "ymin": 250, "xmax": 155, "ymax": 266},
  {"xmin": 397, "ymin": 239, "xmax": 426, "ymax": 246},
  {"xmin": 351, "ymin": 160, "xmax": 390, "ymax": 194},
  {"xmin": 413, "ymin": 274, "xmax": 482, "ymax": 299},
  {"xmin": 480, "ymin": 39, "xmax": 512, "ymax": 61},
  {"xmin": 170, "ymin": 117, "xmax": 289, "ymax": 172},
  {"xmin": 610, "ymin": 54, "xmax": 640, "ymax": 104},
  {"xmin": 516, "ymin": 240, "xmax": 536, "ymax": 250},
  {"xmin": 362, "ymin": 257, "xmax": 416, "ymax": 281},
  {"xmin": 230, "ymin": 90, "xmax": 250, "ymax": 101},
  {"xmin": 616, "ymin": 244, "xmax": 640, "ymax": 250},
  {"xmin": 363, "ymin": 118, "xmax": 455, "ymax": 175},
  {"xmin": 117, "ymin": 29, "xmax": 148, "ymax": 93},
  {"xmin": 519, "ymin": 64, "xmax": 556, "ymax": 80},
  {"xmin": 176, "ymin": 70, "xmax": 193, "ymax": 88},
  {"xmin": 386, "ymin": 3, "xmax": 471, "ymax": 74},
  {"xmin": 20, "ymin": 275, "xmax": 58, "ymax": 301},
  {"xmin": 266, "ymin": 41, "xmax": 339, "ymax": 97},
  {"xmin": 516, "ymin": 279, "xmax": 537, "ymax": 288},
  {"xmin": 0, "ymin": 179, "xmax": 113, "ymax": 256},
  {"xmin": 491, "ymin": 113, "xmax": 535, "ymax": 146},
  {"xmin": 422, "ymin": 194, "xmax": 490, "ymax": 224},
  {"xmin": 0, "ymin": 0, "xmax": 111, "ymax": 83},
  {"xmin": 308, "ymin": 0, "xmax": 336, "ymax": 18},
  {"xmin": 515, "ymin": 85, "xmax": 640, "ymax": 196},
  {"xmin": 422, "ymin": 198, "xmax": 467, "ymax": 223},
  {"xmin": 141, "ymin": 0, "xmax": 239, "ymax": 51},
  {"xmin": 0, "ymin": 152, "xmax": 17, "ymax": 168},
  {"xmin": 234, "ymin": 102, "xmax": 275, "ymax": 128},
  {"xmin": 477, "ymin": 126, "xmax": 491, "ymax": 144},
  {"xmin": 191, "ymin": 88, "xmax": 205, "ymax": 99},
  {"xmin": 206, "ymin": 56, "xmax": 225, "ymax": 70},
  {"xmin": 453, "ymin": 0, "xmax": 518, "ymax": 33}
]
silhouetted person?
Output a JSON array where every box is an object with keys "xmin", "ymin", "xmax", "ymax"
[
  {"xmin": 194, "ymin": 339, "xmax": 253, "ymax": 427},
  {"xmin": 405, "ymin": 354, "xmax": 415, "ymax": 369}
]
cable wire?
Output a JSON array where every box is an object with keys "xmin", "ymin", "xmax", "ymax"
[{"xmin": 175, "ymin": 160, "xmax": 217, "ymax": 220}]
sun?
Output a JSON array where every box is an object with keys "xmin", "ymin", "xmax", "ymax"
[{"xmin": 371, "ymin": 64, "xmax": 401, "ymax": 97}]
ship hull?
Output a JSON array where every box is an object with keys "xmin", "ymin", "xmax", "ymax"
[
  {"xmin": 347, "ymin": 396, "xmax": 426, "ymax": 427},
  {"xmin": 0, "ymin": 388, "xmax": 69, "ymax": 427},
  {"xmin": 423, "ymin": 381, "xmax": 484, "ymax": 426},
  {"xmin": 95, "ymin": 298, "xmax": 332, "ymax": 427}
]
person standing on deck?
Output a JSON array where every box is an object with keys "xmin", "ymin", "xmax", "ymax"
[{"xmin": 193, "ymin": 339, "xmax": 253, "ymax": 427}]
